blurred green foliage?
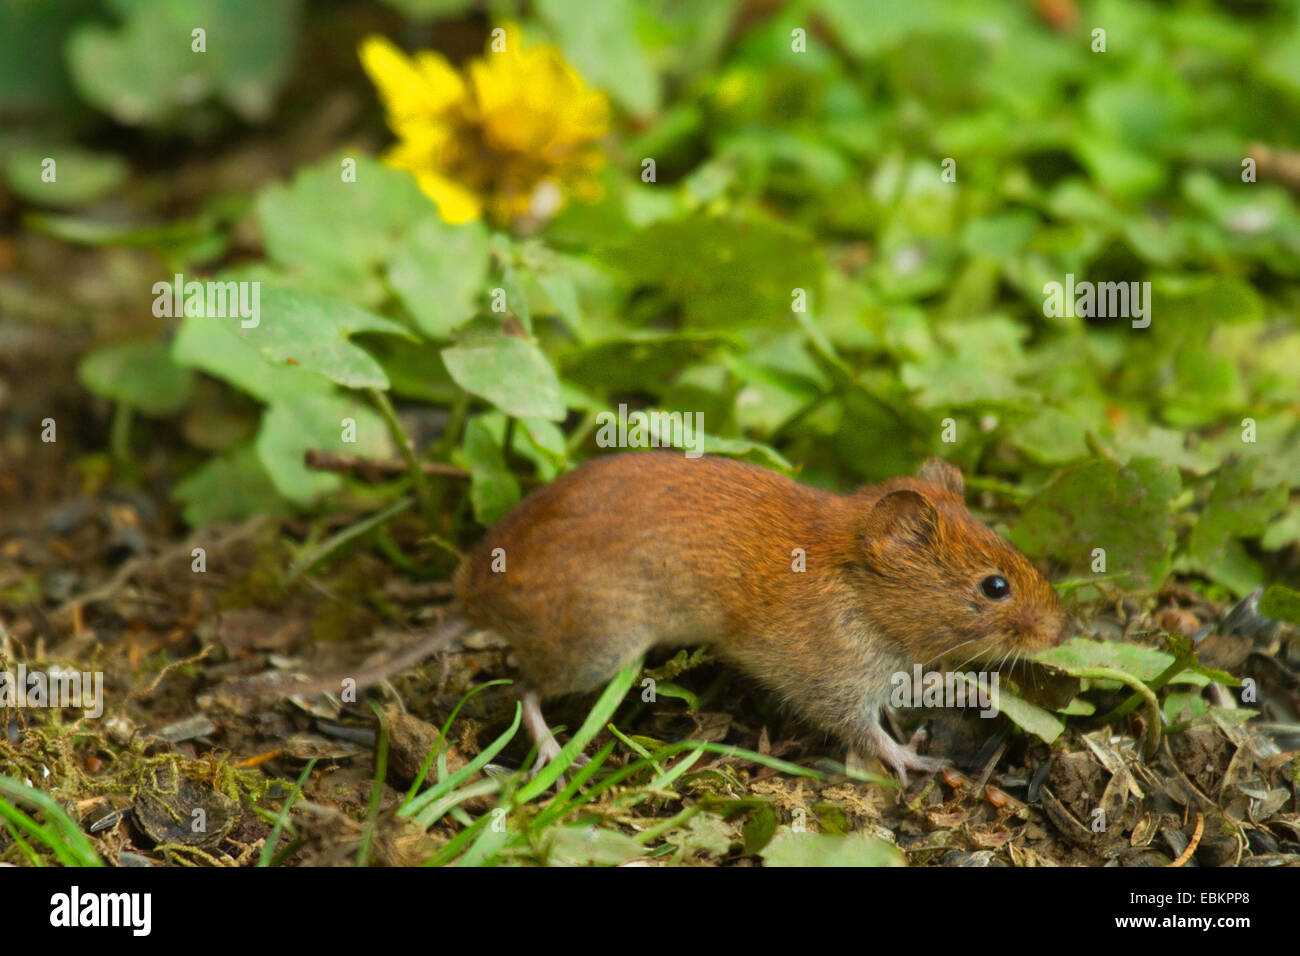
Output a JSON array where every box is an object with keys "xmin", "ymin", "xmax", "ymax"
[{"xmin": 3, "ymin": 0, "xmax": 1299, "ymax": 600}]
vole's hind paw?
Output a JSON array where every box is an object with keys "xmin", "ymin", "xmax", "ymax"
[
  {"xmin": 531, "ymin": 735, "xmax": 565, "ymax": 775},
  {"xmin": 529, "ymin": 743, "xmax": 591, "ymax": 780},
  {"xmin": 522, "ymin": 688, "xmax": 591, "ymax": 785}
]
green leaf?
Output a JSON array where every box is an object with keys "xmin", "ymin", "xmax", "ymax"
[
  {"xmin": 442, "ymin": 335, "xmax": 565, "ymax": 421},
  {"xmin": 1072, "ymin": 135, "xmax": 1166, "ymax": 199},
  {"xmin": 1185, "ymin": 458, "xmax": 1287, "ymax": 567},
  {"xmin": 537, "ymin": 0, "xmax": 660, "ymax": 115},
  {"xmin": 1034, "ymin": 639, "xmax": 1209, "ymax": 687},
  {"xmin": 230, "ymin": 286, "xmax": 415, "ymax": 390},
  {"xmin": 173, "ymin": 444, "xmax": 290, "ymax": 525},
  {"xmin": 67, "ymin": 0, "xmax": 299, "ymax": 126},
  {"xmin": 1259, "ymin": 585, "xmax": 1300, "ymax": 627},
  {"xmin": 899, "ymin": 316, "xmax": 1029, "ymax": 407},
  {"xmin": 1011, "ymin": 457, "xmax": 1180, "ymax": 589},
  {"xmin": 652, "ymin": 681, "xmax": 701, "ymax": 711},
  {"xmin": 78, "ymin": 341, "xmax": 194, "ymax": 416},
  {"xmin": 3, "ymin": 146, "xmax": 127, "ymax": 206},
  {"xmin": 1149, "ymin": 275, "xmax": 1264, "ymax": 328},
  {"xmin": 760, "ymin": 829, "xmax": 906, "ymax": 867},
  {"xmin": 1262, "ymin": 505, "xmax": 1300, "ymax": 551},
  {"xmin": 256, "ymin": 393, "xmax": 393, "ymax": 503},
  {"xmin": 683, "ymin": 430, "xmax": 793, "ymax": 472},
  {"xmin": 603, "ymin": 215, "xmax": 824, "ymax": 330},
  {"xmin": 387, "ymin": 217, "xmax": 490, "ymax": 339},
  {"xmin": 514, "ymin": 417, "xmax": 569, "ymax": 479},
  {"xmin": 988, "ymin": 685, "xmax": 1066, "ymax": 744},
  {"xmin": 559, "ymin": 331, "xmax": 735, "ymax": 393},
  {"xmin": 1261, "ymin": 28, "xmax": 1300, "ymax": 99},
  {"xmin": 458, "ymin": 415, "xmax": 522, "ymax": 525},
  {"xmin": 256, "ymin": 155, "xmax": 430, "ymax": 305},
  {"xmin": 535, "ymin": 271, "xmax": 584, "ymax": 337},
  {"xmin": 742, "ymin": 803, "xmax": 778, "ymax": 855},
  {"xmin": 172, "ymin": 307, "xmax": 332, "ymax": 401},
  {"xmin": 815, "ymin": 0, "xmax": 942, "ymax": 59},
  {"xmin": 1008, "ymin": 406, "xmax": 1090, "ymax": 465},
  {"xmin": 539, "ymin": 825, "xmax": 647, "ymax": 866},
  {"xmin": 490, "ymin": 234, "xmax": 534, "ymax": 331},
  {"xmin": 0, "ymin": 0, "xmax": 92, "ymax": 114},
  {"xmin": 1163, "ymin": 690, "xmax": 1208, "ymax": 724},
  {"xmin": 368, "ymin": 338, "xmax": 461, "ymax": 404}
]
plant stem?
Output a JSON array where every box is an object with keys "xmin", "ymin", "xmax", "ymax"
[
  {"xmin": 435, "ymin": 390, "xmax": 472, "ymax": 461},
  {"xmin": 368, "ymin": 387, "xmax": 434, "ymax": 523},
  {"xmin": 110, "ymin": 402, "xmax": 133, "ymax": 466},
  {"xmin": 1074, "ymin": 666, "xmax": 1163, "ymax": 759},
  {"xmin": 635, "ymin": 805, "xmax": 701, "ymax": 845}
]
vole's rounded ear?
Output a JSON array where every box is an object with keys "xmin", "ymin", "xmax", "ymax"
[
  {"xmin": 860, "ymin": 489, "xmax": 939, "ymax": 557},
  {"xmin": 916, "ymin": 457, "xmax": 964, "ymax": 498}
]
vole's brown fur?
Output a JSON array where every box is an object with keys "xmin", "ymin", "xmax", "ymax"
[{"xmin": 455, "ymin": 452, "xmax": 1068, "ymax": 778}]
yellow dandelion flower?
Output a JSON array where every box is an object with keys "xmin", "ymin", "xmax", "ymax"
[{"xmin": 359, "ymin": 24, "xmax": 609, "ymax": 226}]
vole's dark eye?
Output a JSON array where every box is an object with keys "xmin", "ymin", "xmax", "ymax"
[{"xmin": 980, "ymin": 575, "xmax": 1011, "ymax": 600}]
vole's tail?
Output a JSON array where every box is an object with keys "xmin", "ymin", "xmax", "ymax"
[{"xmin": 222, "ymin": 611, "xmax": 470, "ymax": 702}]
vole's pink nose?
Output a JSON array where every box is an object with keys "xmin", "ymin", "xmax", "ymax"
[{"xmin": 1053, "ymin": 617, "xmax": 1073, "ymax": 646}]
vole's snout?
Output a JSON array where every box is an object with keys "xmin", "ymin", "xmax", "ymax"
[
  {"xmin": 1053, "ymin": 615, "xmax": 1073, "ymax": 646},
  {"xmin": 1015, "ymin": 605, "xmax": 1071, "ymax": 651}
]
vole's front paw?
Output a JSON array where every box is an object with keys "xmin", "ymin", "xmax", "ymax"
[{"xmin": 864, "ymin": 723, "xmax": 948, "ymax": 785}]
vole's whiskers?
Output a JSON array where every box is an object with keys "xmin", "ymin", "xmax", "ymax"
[
  {"xmin": 949, "ymin": 649, "xmax": 987, "ymax": 674},
  {"xmin": 925, "ymin": 639, "xmax": 977, "ymax": 667}
]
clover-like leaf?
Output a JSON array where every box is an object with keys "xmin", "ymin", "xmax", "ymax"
[
  {"xmin": 387, "ymin": 217, "xmax": 490, "ymax": 339},
  {"xmin": 1034, "ymin": 639, "xmax": 1209, "ymax": 687},
  {"xmin": 256, "ymin": 392, "xmax": 392, "ymax": 503},
  {"xmin": 174, "ymin": 444, "xmax": 289, "ymax": 525},
  {"xmin": 604, "ymin": 216, "xmax": 824, "ymax": 329},
  {"xmin": 760, "ymin": 829, "xmax": 906, "ymax": 867},
  {"xmin": 229, "ymin": 285, "xmax": 415, "ymax": 390},
  {"xmin": 67, "ymin": 0, "xmax": 298, "ymax": 126},
  {"xmin": 78, "ymin": 341, "xmax": 194, "ymax": 416},
  {"xmin": 257, "ymin": 155, "xmax": 431, "ymax": 306},
  {"xmin": 442, "ymin": 335, "xmax": 565, "ymax": 421},
  {"xmin": 1185, "ymin": 458, "xmax": 1287, "ymax": 567},
  {"xmin": 3, "ymin": 146, "xmax": 127, "ymax": 206},
  {"xmin": 1011, "ymin": 457, "xmax": 1180, "ymax": 589},
  {"xmin": 457, "ymin": 414, "xmax": 522, "ymax": 525},
  {"xmin": 173, "ymin": 307, "xmax": 332, "ymax": 402}
]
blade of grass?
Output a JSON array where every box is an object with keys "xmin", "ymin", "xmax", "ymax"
[
  {"xmin": 546, "ymin": 740, "xmax": 825, "ymax": 821},
  {"xmin": 647, "ymin": 745, "xmax": 706, "ymax": 792},
  {"xmin": 267, "ymin": 838, "xmax": 305, "ymax": 868},
  {"xmin": 284, "ymin": 497, "xmax": 412, "ymax": 586},
  {"xmin": 402, "ymin": 702, "xmax": 522, "ymax": 820},
  {"xmin": 0, "ymin": 776, "xmax": 103, "ymax": 866},
  {"xmin": 423, "ymin": 809, "xmax": 495, "ymax": 866},
  {"xmin": 634, "ymin": 805, "xmax": 702, "ymax": 845},
  {"xmin": 529, "ymin": 740, "xmax": 618, "ymax": 832},
  {"xmin": 515, "ymin": 658, "xmax": 644, "ymax": 803},
  {"xmin": 411, "ymin": 777, "xmax": 502, "ymax": 829},
  {"xmin": 1, "ymin": 807, "xmax": 46, "ymax": 866},
  {"xmin": 405, "ymin": 678, "xmax": 514, "ymax": 801},
  {"xmin": 257, "ymin": 759, "xmax": 316, "ymax": 867},
  {"xmin": 607, "ymin": 723, "xmax": 662, "ymax": 774},
  {"xmin": 357, "ymin": 702, "xmax": 391, "ymax": 867},
  {"xmin": 427, "ymin": 771, "xmax": 525, "ymax": 867},
  {"xmin": 457, "ymin": 818, "xmax": 516, "ymax": 867}
]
